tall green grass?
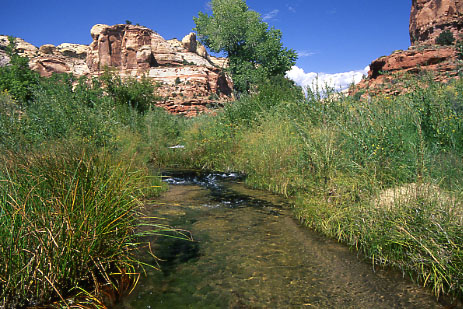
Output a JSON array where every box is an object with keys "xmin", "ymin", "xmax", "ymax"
[
  {"xmin": 0, "ymin": 63, "xmax": 183, "ymax": 306},
  {"xmin": 0, "ymin": 144, "xmax": 167, "ymax": 307},
  {"xmin": 156, "ymin": 75, "xmax": 463, "ymax": 300}
]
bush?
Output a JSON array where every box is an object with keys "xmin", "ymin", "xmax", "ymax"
[
  {"xmin": 100, "ymin": 69, "xmax": 157, "ymax": 114},
  {"xmin": 0, "ymin": 36, "xmax": 39, "ymax": 104},
  {"xmin": 435, "ymin": 30, "xmax": 455, "ymax": 46},
  {"xmin": 22, "ymin": 73, "xmax": 115, "ymax": 147}
]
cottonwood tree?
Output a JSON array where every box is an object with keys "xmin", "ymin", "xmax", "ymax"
[{"xmin": 194, "ymin": 0, "xmax": 297, "ymax": 93}]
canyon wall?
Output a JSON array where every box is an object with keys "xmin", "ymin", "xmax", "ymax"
[
  {"xmin": 0, "ymin": 24, "xmax": 233, "ymax": 116},
  {"xmin": 410, "ymin": 0, "xmax": 463, "ymax": 45},
  {"xmin": 353, "ymin": 0, "xmax": 462, "ymax": 96}
]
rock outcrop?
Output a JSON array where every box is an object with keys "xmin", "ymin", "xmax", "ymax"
[
  {"xmin": 354, "ymin": 46, "xmax": 459, "ymax": 96},
  {"xmin": 0, "ymin": 36, "xmax": 38, "ymax": 58},
  {"xmin": 352, "ymin": 0, "xmax": 462, "ymax": 97},
  {"xmin": 29, "ymin": 43, "xmax": 90, "ymax": 77},
  {"xmin": 0, "ymin": 24, "xmax": 232, "ymax": 116},
  {"xmin": 410, "ymin": 0, "xmax": 463, "ymax": 45}
]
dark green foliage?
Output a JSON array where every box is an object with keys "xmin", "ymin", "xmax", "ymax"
[
  {"xmin": 0, "ymin": 36, "xmax": 39, "ymax": 104},
  {"xmin": 435, "ymin": 30, "xmax": 455, "ymax": 46},
  {"xmin": 194, "ymin": 0, "xmax": 297, "ymax": 93},
  {"xmin": 221, "ymin": 76, "xmax": 303, "ymax": 127},
  {"xmin": 457, "ymin": 40, "xmax": 463, "ymax": 60},
  {"xmin": 125, "ymin": 20, "xmax": 133, "ymax": 25},
  {"xmin": 22, "ymin": 73, "xmax": 114, "ymax": 146},
  {"xmin": 100, "ymin": 69, "xmax": 157, "ymax": 114}
]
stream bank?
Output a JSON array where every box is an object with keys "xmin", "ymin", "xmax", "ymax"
[{"xmin": 117, "ymin": 170, "xmax": 446, "ymax": 308}]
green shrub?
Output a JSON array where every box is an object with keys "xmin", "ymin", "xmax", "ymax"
[
  {"xmin": 22, "ymin": 73, "xmax": 115, "ymax": 147},
  {"xmin": 0, "ymin": 36, "xmax": 39, "ymax": 104},
  {"xmin": 435, "ymin": 30, "xmax": 455, "ymax": 46},
  {"xmin": 100, "ymin": 69, "xmax": 157, "ymax": 114}
]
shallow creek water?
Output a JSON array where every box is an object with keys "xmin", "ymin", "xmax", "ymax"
[{"xmin": 117, "ymin": 170, "xmax": 445, "ymax": 308}]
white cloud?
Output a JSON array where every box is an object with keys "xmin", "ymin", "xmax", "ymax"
[
  {"xmin": 288, "ymin": 5, "xmax": 296, "ymax": 13},
  {"xmin": 262, "ymin": 9, "xmax": 279, "ymax": 21},
  {"xmin": 297, "ymin": 50, "xmax": 316, "ymax": 57},
  {"xmin": 286, "ymin": 66, "xmax": 370, "ymax": 92}
]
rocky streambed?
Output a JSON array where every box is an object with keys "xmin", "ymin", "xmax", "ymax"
[{"xmin": 117, "ymin": 170, "xmax": 445, "ymax": 308}]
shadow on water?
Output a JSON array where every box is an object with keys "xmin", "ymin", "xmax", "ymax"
[{"xmin": 117, "ymin": 170, "xmax": 453, "ymax": 309}]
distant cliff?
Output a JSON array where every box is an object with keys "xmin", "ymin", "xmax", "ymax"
[
  {"xmin": 0, "ymin": 24, "xmax": 233, "ymax": 116},
  {"xmin": 353, "ymin": 0, "xmax": 462, "ymax": 96}
]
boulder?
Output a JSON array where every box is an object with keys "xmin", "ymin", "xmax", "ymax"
[
  {"xmin": 56, "ymin": 43, "xmax": 88, "ymax": 59},
  {"xmin": 39, "ymin": 44, "xmax": 56, "ymax": 55},
  {"xmin": 182, "ymin": 32, "xmax": 197, "ymax": 53}
]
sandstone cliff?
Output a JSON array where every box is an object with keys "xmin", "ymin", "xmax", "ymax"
[
  {"xmin": 0, "ymin": 24, "xmax": 232, "ymax": 116},
  {"xmin": 353, "ymin": 0, "xmax": 462, "ymax": 97},
  {"xmin": 410, "ymin": 0, "xmax": 463, "ymax": 45}
]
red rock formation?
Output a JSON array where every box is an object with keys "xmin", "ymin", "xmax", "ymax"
[
  {"xmin": 0, "ymin": 24, "xmax": 232, "ymax": 116},
  {"xmin": 354, "ymin": 46, "xmax": 460, "ymax": 96},
  {"xmin": 410, "ymin": 0, "xmax": 463, "ymax": 45},
  {"xmin": 353, "ymin": 0, "xmax": 463, "ymax": 97},
  {"xmin": 368, "ymin": 47, "xmax": 458, "ymax": 78}
]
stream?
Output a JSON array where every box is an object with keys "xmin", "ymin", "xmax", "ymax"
[{"xmin": 117, "ymin": 170, "xmax": 445, "ymax": 308}]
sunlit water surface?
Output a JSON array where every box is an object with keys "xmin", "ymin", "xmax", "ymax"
[{"xmin": 117, "ymin": 171, "xmax": 445, "ymax": 308}]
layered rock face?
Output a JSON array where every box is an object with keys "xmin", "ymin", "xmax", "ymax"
[
  {"xmin": 353, "ymin": 0, "xmax": 462, "ymax": 96},
  {"xmin": 85, "ymin": 24, "xmax": 232, "ymax": 115},
  {"xmin": 0, "ymin": 36, "xmax": 90, "ymax": 77},
  {"xmin": 354, "ymin": 46, "xmax": 459, "ymax": 95},
  {"xmin": 0, "ymin": 24, "xmax": 232, "ymax": 116},
  {"xmin": 410, "ymin": 0, "xmax": 463, "ymax": 45}
]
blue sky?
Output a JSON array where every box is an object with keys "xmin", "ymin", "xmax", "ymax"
[{"xmin": 1, "ymin": 0, "xmax": 411, "ymax": 89}]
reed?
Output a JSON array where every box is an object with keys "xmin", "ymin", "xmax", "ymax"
[
  {"xmin": 157, "ymin": 75, "xmax": 463, "ymax": 300},
  {"xmin": 0, "ymin": 144, "xmax": 165, "ymax": 307}
]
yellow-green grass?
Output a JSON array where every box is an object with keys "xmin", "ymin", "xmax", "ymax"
[
  {"xmin": 156, "ymin": 76, "xmax": 463, "ymax": 300},
  {"xmin": 0, "ymin": 144, "xmax": 166, "ymax": 307}
]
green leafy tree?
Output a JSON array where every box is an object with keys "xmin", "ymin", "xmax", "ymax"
[
  {"xmin": 194, "ymin": 0, "xmax": 297, "ymax": 93},
  {"xmin": 0, "ymin": 36, "xmax": 39, "ymax": 104}
]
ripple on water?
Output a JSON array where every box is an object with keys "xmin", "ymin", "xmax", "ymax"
[{"xmin": 117, "ymin": 172, "xmax": 446, "ymax": 309}]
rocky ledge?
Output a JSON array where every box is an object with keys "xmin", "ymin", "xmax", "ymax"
[
  {"xmin": 354, "ymin": 46, "xmax": 460, "ymax": 96},
  {"xmin": 0, "ymin": 24, "xmax": 233, "ymax": 116},
  {"xmin": 352, "ymin": 0, "xmax": 462, "ymax": 97}
]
